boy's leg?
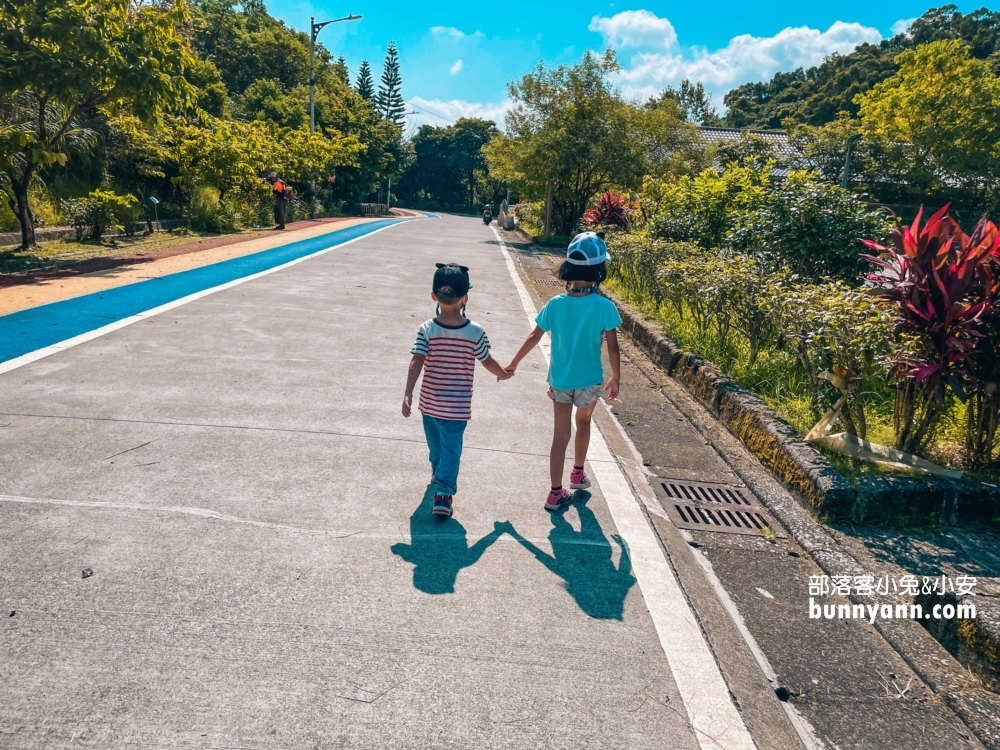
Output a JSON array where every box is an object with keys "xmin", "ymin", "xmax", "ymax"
[
  {"xmin": 434, "ymin": 418, "xmax": 468, "ymax": 496},
  {"xmin": 422, "ymin": 414, "xmax": 442, "ymax": 476},
  {"xmin": 550, "ymin": 401, "xmax": 574, "ymax": 488}
]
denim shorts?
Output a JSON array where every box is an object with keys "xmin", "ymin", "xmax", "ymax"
[{"xmin": 547, "ymin": 384, "xmax": 603, "ymax": 408}]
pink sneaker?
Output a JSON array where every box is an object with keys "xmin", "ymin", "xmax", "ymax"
[
  {"xmin": 569, "ymin": 467, "xmax": 591, "ymax": 490},
  {"xmin": 545, "ymin": 488, "xmax": 573, "ymax": 511}
]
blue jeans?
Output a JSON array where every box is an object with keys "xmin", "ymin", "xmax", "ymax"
[{"xmin": 422, "ymin": 414, "xmax": 468, "ymax": 497}]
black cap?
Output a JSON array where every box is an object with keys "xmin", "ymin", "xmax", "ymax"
[{"xmin": 433, "ymin": 263, "xmax": 471, "ymax": 298}]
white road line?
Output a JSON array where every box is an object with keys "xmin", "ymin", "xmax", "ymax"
[
  {"xmin": 492, "ymin": 226, "xmax": 757, "ymax": 750},
  {"xmin": 0, "ymin": 220, "xmax": 412, "ymax": 376}
]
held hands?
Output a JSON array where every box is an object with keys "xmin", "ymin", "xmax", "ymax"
[
  {"xmin": 493, "ymin": 359, "xmax": 515, "ymax": 382},
  {"xmin": 604, "ymin": 377, "xmax": 620, "ymax": 401},
  {"xmin": 402, "ymin": 393, "xmax": 412, "ymax": 418}
]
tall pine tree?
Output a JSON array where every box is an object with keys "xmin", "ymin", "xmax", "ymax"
[
  {"xmin": 375, "ymin": 41, "xmax": 405, "ymax": 125},
  {"xmin": 356, "ymin": 60, "xmax": 374, "ymax": 100},
  {"xmin": 334, "ymin": 56, "xmax": 349, "ymax": 85}
]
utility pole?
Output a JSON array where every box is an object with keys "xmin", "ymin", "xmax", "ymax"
[
  {"xmin": 310, "ymin": 13, "xmax": 362, "ymax": 134},
  {"xmin": 841, "ymin": 134, "xmax": 862, "ymax": 189},
  {"xmin": 544, "ymin": 180, "xmax": 553, "ymax": 238}
]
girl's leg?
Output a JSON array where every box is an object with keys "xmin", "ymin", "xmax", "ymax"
[
  {"xmin": 550, "ymin": 401, "xmax": 574, "ymax": 488},
  {"xmin": 574, "ymin": 401, "xmax": 598, "ymax": 468}
]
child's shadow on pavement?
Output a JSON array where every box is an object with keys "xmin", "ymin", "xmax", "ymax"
[
  {"xmin": 502, "ymin": 493, "xmax": 636, "ymax": 620},
  {"xmin": 391, "ymin": 484, "xmax": 506, "ymax": 595}
]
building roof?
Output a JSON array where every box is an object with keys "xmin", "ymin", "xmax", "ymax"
[{"xmin": 696, "ymin": 127, "xmax": 801, "ymax": 161}]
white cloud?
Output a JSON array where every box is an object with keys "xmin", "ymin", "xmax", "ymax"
[
  {"xmin": 588, "ymin": 9, "xmax": 678, "ymax": 50},
  {"xmin": 450, "ymin": 59, "xmax": 464, "ymax": 74},
  {"xmin": 891, "ymin": 18, "xmax": 916, "ymax": 36},
  {"xmin": 406, "ymin": 97, "xmax": 511, "ymax": 131},
  {"xmin": 590, "ymin": 11, "xmax": 883, "ymax": 104},
  {"xmin": 430, "ymin": 26, "xmax": 483, "ymax": 40}
]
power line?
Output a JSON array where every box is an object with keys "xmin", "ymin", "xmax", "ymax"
[{"xmin": 403, "ymin": 100, "xmax": 454, "ymax": 125}]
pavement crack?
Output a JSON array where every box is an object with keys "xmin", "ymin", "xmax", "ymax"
[
  {"xmin": 100, "ymin": 440, "xmax": 155, "ymax": 461},
  {"xmin": 334, "ymin": 675, "xmax": 413, "ymax": 704}
]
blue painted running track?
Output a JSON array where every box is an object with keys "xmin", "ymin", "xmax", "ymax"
[{"xmin": 0, "ymin": 218, "xmax": 404, "ymax": 363}]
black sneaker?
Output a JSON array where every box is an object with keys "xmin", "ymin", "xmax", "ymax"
[{"xmin": 432, "ymin": 494, "xmax": 453, "ymax": 517}]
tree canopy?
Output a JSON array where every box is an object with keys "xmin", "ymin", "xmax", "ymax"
[
  {"xmin": 0, "ymin": 0, "xmax": 193, "ymax": 247},
  {"xmin": 398, "ymin": 118, "xmax": 501, "ymax": 211},
  {"xmin": 485, "ymin": 51, "xmax": 687, "ymax": 235},
  {"xmin": 0, "ymin": 0, "xmax": 406, "ymax": 247}
]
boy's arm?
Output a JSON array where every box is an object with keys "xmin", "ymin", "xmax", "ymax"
[
  {"xmin": 402, "ymin": 354, "xmax": 425, "ymax": 417},
  {"xmin": 481, "ymin": 355, "xmax": 513, "ymax": 380},
  {"xmin": 505, "ymin": 326, "xmax": 545, "ymax": 372},
  {"xmin": 604, "ymin": 329, "xmax": 621, "ymax": 400}
]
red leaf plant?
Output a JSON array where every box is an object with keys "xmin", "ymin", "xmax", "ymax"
[
  {"xmin": 861, "ymin": 205, "xmax": 1000, "ymax": 457},
  {"xmin": 581, "ymin": 190, "xmax": 635, "ymax": 231}
]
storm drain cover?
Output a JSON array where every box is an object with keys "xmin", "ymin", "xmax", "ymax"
[
  {"xmin": 534, "ymin": 278, "xmax": 563, "ymax": 286},
  {"xmin": 653, "ymin": 479, "xmax": 784, "ymax": 537}
]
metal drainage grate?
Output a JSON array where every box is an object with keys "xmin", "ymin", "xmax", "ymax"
[
  {"xmin": 534, "ymin": 278, "xmax": 564, "ymax": 286},
  {"xmin": 653, "ymin": 478, "xmax": 784, "ymax": 537}
]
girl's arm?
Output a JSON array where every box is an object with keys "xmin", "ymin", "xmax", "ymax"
[
  {"xmin": 402, "ymin": 354, "xmax": 425, "ymax": 417},
  {"xmin": 505, "ymin": 326, "xmax": 545, "ymax": 372},
  {"xmin": 604, "ymin": 329, "xmax": 620, "ymax": 400},
  {"xmin": 480, "ymin": 355, "xmax": 513, "ymax": 380}
]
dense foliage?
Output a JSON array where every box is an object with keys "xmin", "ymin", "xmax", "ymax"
[
  {"xmin": 723, "ymin": 5, "xmax": 1000, "ymax": 129},
  {"xmin": 485, "ymin": 51, "xmax": 694, "ymax": 236},
  {"xmin": 397, "ymin": 118, "xmax": 502, "ymax": 212},
  {"xmin": 0, "ymin": 0, "xmax": 406, "ymax": 247},
  {"xmin": 606, "ymin": 234, "xmax": 895, "ymax": 440},
  {"xmin": 730, "ymin": 171, "xmax": 892, "ymax": 281},
  {"xmin": 640, "ymin": 162, "xmax": 889, "ymax": 283}
]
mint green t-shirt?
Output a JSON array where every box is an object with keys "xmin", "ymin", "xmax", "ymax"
[{"xmin": 535, "ymin": 293, "xmax": 622, "ymax": 391}]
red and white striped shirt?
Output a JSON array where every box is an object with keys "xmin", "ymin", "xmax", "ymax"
[{"xmin": 411, "ymin": 318, "xmax": 491, "ymax": 421}]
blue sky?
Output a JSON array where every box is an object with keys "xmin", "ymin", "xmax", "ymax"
[{"xmin": 267, "ymin": 1, "xmax": 986, "ymax": 131}]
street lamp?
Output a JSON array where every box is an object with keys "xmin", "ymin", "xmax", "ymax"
[{"xmin": 310, "ymin": 13, "xmax": 362, "ymax": 134}]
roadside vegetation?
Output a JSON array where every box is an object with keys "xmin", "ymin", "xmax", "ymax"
[
  {"xmin": 486, "ymin": 7, "xmax": 1000, "ymax": 479},
  {"xmin": 1, "ymin": 0, "xmax": 407, "ymax": 251}
]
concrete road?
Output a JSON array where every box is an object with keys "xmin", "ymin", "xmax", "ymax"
[{"xmin": 0, "ymin": 215, "xmax": 756, "ymax": 748}]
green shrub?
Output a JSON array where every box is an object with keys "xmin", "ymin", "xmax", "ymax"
[
  {"xmin": 730, "ymin": 171, "xmax": 891, "ymax": 282},
  {"xmin": 607, "ymin": 233, "xmax": 697, "ymax": 307},
  {"xmin": 188, "ymin": 186, "xmax": 241, "ymax": 233},
  {"xmin": 765, "ymin": 280, "xmax": 893, "ymax": 437},
  {"xmin": 0, "ymin": 188, "xmax": 64, "ymax": 233},
  {"xmin": 642, "ymin": 162, "xmax": 770, "ymax": 250},
  {"xmin": 608, "ymin": 234, "xmax": 783, "ymax": 366},
  {"xmin": 512, "ymin": 201, "xmax": 544, "ymax": 234},
  {"xmin": 61, "ymin": 189, "xmax": 138, "ymax": 240}
]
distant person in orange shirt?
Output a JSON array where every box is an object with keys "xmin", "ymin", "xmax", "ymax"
[{"xmin": 268, "ymin": 172, "xmax": 288, "ymax": 229}]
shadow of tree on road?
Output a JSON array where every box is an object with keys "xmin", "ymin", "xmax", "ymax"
[
  {"xmin": 391, "ymin": 484, "xmax": 506, "ymax": 595},
  {"xmin": 503, "ymin": 493, "xmax": 636, "ymax": 620}
]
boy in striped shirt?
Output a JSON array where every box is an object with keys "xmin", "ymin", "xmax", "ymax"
[{"xmin": 402, "ymin": 263, "xmax": 512, "ymax": 517}]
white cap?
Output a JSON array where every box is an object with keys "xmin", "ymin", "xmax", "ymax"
[{"xmin": 566, "ymin": 231, "xmax": 610, "ymax": 266}]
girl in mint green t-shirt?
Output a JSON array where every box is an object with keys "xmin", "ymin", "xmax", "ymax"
[{"xmin": 505, "ymin": 232, "xmax": 622, "ymax": 512}]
